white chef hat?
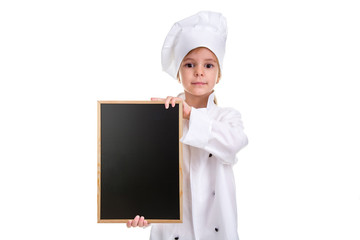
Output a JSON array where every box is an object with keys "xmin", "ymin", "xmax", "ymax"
[{"xmin": 161, "ymin": 11, "xmax": 228, "ymax": 79}]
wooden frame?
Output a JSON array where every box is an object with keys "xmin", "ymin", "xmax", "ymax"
[{"xmin": 97, "ymin": 101, "xmax": 183, "ymax": 223}]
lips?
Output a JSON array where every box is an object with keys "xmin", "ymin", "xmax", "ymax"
[{"xmin": 192, "ymin": 82, "xmax": 207, "ymax": 85}]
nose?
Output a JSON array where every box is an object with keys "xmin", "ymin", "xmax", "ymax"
[{"xmin": 194, "ymin": 66, "xmax": 204, "ymax": 77}]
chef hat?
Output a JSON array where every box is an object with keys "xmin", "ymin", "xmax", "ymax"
[{"xmin": 161, "ymin": 11, "xmax": 228, "ymax": 79}]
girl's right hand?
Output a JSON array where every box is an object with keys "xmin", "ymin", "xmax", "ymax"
[
  {"xmin": 126, "ymin": 215, "xmax": 150, "ymax": 228},
  {"xmin": 151, "ymin": 96, "xmax": 192, "ymax": 120}
]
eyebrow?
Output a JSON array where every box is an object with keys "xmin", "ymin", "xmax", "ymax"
[{"xmin": 183, "ymin": 57, "xmax": 217, "ymax": 63}]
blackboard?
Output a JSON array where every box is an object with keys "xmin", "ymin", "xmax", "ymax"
[{"xmin": 97, "ymin": 101, "xmax": 183, "ymax": 223}]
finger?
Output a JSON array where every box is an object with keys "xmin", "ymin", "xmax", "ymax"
[
  {"xmin": 131, "ymin": 215, "xmax": 140, "ymax": 227},
  {"xmin": 127, "ymin": 220, "xmax": 132, "ymax": 228},
  {"xmin": 171, "ymin": 98, "xmax": 176, "ymax": 107},
  {"xmin": 138, "ymin": 216, "xmax": 145, "ymax": 227},
  {"xmin": 144, "ymin": 220, "xmax": 150, "ymax": 227},
  {"xmin": 165, "ymin": 96, "xmax": 173, "ymax": 109}
]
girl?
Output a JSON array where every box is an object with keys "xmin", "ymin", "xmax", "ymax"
[{"xmin": 127, "ymin": 11, "xmax": 248, "ymax": 240}]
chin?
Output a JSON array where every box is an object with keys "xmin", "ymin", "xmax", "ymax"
[{"xmin": 188, "ymin": 90, "xmax": 211, "ymax": 97}]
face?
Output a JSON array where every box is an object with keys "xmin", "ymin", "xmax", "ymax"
[{"xmin": 178, "ymin": 47, "xmax": 220, "ymax": 98}]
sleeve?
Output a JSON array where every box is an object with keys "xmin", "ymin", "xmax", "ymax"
[{"xmin": 180, "ymin": 107, "xmax": 248, "ymax": 165}]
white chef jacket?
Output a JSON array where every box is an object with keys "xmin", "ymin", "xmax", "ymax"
[{"xmin": 150, "ymin": 91, "xmax": 248, "ymax": 240}]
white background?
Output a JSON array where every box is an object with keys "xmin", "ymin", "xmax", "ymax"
[{"xmin": 1, "ymin": 0, "xmax": 359, "ymax": 239}]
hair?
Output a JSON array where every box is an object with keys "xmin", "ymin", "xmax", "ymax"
[
  {"xmin": 213, "ymin": 95, "xmax": 218, "ymax": 105},
  {"xmin": 176, "ymin": 47, "xmax": 221, "ymax": 105}
]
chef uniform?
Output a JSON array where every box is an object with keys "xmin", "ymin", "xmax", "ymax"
[{"xmin": 150, "ymin": 11, "xmax": 248, "ymax": 240}]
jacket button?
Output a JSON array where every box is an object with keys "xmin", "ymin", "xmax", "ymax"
[
  {"xmin": 212, "ymin": 191, "xmax": 215, "ymax": 196},
  {"xmin": 215, "ymin": 227, "xmax": 219, "ymax": 232},
  {"xmin": 209, "ymin": 153, "xmax": 212, "ymax": 157}
]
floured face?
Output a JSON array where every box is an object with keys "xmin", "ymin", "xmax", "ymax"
[{"xmin": 178, "ymin": 47, "xmax": 220, "ymax": 98}]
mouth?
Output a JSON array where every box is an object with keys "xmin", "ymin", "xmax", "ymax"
[{"xmin": 191, "ymin": 82, "xmax": 207, "ymax": 85}]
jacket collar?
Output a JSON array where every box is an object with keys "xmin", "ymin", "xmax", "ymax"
[{"xmin": 177, "ymin": 91, "xmax": 216, "ymax": 110}]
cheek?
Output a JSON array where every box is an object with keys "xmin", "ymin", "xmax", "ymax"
[
  {"xmin": 211, "ymin": 70, "xmax": 219, "ymax": 84},
  {"xmin": 179, "ymin": 70, "xmax": 191, "ymax": 83}
]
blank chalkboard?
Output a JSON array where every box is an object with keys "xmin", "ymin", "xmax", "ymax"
[{"xmin": 97, "ymin": 101, "xmax": 183, "ymax": 223}]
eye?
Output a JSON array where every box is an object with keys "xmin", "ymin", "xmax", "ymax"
[
  {"xmin": 184, "ymin": 63, "xmax": 194, "ymax": 68},
  {"xmin": 205, "ymin": 64, "xmax": 214, "ymax": 68}
]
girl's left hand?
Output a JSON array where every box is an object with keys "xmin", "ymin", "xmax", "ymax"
[{"xmin": 151, "ymin": 96, "xmax": 191, "ymax": 120}]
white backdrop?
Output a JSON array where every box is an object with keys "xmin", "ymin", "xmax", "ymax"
[{"xmin": 1, "ymin": 0, "xmax": 359, "ymax": 239}]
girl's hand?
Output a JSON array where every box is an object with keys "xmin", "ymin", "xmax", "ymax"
[
  {"xmin": 151, "ymin": 96, "xmax": 192, "ymax": 120},
  {"xmin": 126, "ymin": 215, "xmax": 150, "ymax": 228}
]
